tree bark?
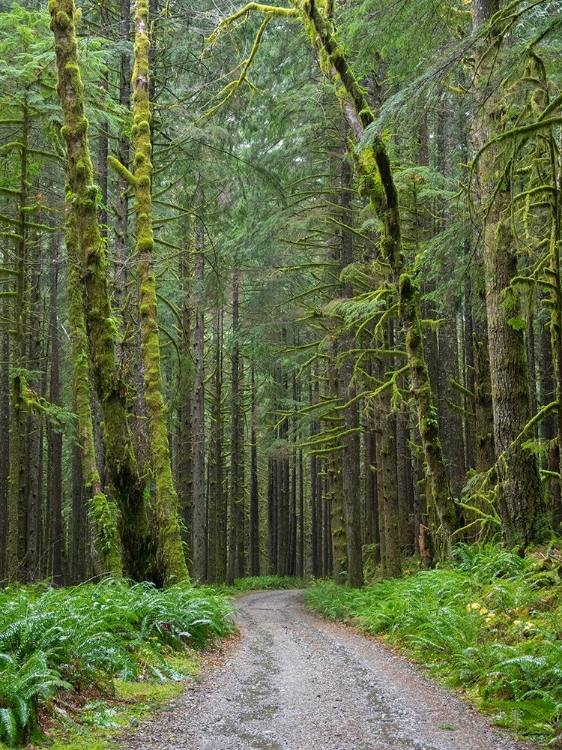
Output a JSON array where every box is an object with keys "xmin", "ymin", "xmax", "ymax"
[
  {"xmin": 250, "ymin": 362, "xmax": 260, "ymax": 576},
  {"xmin": 46, "ymin": 252, "xmax": 63, "ymax": 583},
  {"xmin": 338, "ymin": 156, "xmax": 363, "ymax": 587},
  {"xmin": 228, "ymin": 266, "xmax": 245, "ymax": 583},
  {"xmin": 208, "ymin": 309, "xmax": 226, "ymax": 583}
]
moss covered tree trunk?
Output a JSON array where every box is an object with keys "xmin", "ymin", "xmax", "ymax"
[
  {"xmin": 326, "ymin": 339, "xmax": 347, "ymax": 582},
  {"xmin": 6, "ymin": 100, "xmax": 30, "ymax": 581},
  {"xmin": 46, "ymin": 248, "xmax": 64, "ymax": 582},
  {"xmin": 49, "ymin": 0, "xmax": 153, "ymax": 581},
  {"xmin": 129, "ymin": 0, "xmax": 189, "ymax": 585},
  {"xmin": 471, "ymin": 0, "xmax": 547, "ymax": 547},
  {"xmin": 65, "ymin": 211, "xmax": 122, "ymax": 575},
  {"xmin": 0, "ymin": 275, "xmax": 9, "ymax": 581},
  {"xmin": 208, "ymin": 308, "xmax": 226, "ymax": 583},
  {"xmin": 338, "ymin": 156, "xmax": 363, "ymax": 588},
  {"xmin": 376, "ymin": 329, "xmax": 401, "ymax": 579}
]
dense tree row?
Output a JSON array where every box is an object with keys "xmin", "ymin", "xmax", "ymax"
[{"xmin": 0, "ymin": 0, "xmax": 561, "ymax": 586}]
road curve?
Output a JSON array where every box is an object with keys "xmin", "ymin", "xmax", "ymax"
[{"xmin": 120, "ymin": 589, "xmax": 540, "ymax": 750}]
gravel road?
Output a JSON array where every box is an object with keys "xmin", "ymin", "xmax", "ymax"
[{"xmin": 119, "ymin": 589, "xmax": 542, "ymax": 750}]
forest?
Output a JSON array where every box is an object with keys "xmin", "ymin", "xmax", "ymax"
[
  {"xmin": 1, "ymin": 0, "xmax": 562, "ymax": 588},
  {"xmin": 2, "ymin": 0, "xmax": 562, "ymax": 746}
]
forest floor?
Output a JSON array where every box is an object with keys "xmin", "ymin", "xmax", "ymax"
[{"xmin": 116, "ymin": 590, "xmax": 542, "ymax": 750}]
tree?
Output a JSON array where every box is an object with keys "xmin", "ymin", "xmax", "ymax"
[{"xmin": 470, "ymin": 0, "xmax": 549, "ymax": 547}]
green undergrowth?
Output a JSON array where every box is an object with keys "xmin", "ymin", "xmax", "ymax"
[
  {"xmin": 41, "ymin": 651, "xmax": 200, "ymax": 750},
  {"xmin": 230, "ymin": 575, "xmax": 308, "ymax": 592},
  {"xmin": 0, "ymin": 579, "xmax": 235, "ymax": 747},
  {"xmin": 305, "ymin": 542, "xmax": 562, "ymax": 745}
]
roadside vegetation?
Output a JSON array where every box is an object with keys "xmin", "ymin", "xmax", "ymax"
[
  {"xmin": 0, "ymin": 580, "xmax": 235, "ymax": 748},
  {"xmin": 306, "ymin": 543, "xmax": 562, "ymax": 744},
  {"xmin": 229, "ymin": 576, "xmax": 308, "ymax": 592}
]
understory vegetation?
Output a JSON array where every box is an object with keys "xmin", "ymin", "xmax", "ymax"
[
  {"xmin": 229, "ymin": 576, "xmax": 308, "ymax": 592},
  {"xmin": 0, "ymin": 581, "xmax": 234, "ymax": 747},
  {"xmin": 306, "ymin": 543, "xmax": 562, "ymax": 744}
]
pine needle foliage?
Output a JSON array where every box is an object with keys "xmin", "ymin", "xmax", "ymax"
[
  {"xmin": 0, "ymin": 581, "xmax": 234, "ymax": 747},
  {"xmin": 305, "ymin": 542, "xmax": 562, "ymax": 742}
]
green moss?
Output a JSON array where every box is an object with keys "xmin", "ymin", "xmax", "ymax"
[
  {"xmin": 126, "ymin": 0, "xmax": 188, "ymax": 586},
  {"xmin": 107, "ymin": 156, "xmax": 136, "ymax": 186},
  {"xmin": 56, "ymin": 10, "xmax": 71, "ymax": 27},
  {"xmin": 47, "ymin": 653, "xmax": 200, "ymax": 750}
]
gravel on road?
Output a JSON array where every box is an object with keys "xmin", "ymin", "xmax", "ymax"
[{"xmin": 119, "ymin": 589, "xmax": 542, "ymax": 750}]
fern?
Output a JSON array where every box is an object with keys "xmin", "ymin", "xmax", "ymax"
[{"xmin": 0, "ymin": 579, "xmax": 235, "ymax": 745}]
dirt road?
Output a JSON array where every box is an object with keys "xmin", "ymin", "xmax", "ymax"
[{"xmin": 120, "ymin": 589, "xmax": 541, "ymax": 750}]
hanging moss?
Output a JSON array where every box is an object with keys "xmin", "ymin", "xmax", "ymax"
[{"xmin": 293, "ymin": 0, "xmax": 459, "ymax": 557}]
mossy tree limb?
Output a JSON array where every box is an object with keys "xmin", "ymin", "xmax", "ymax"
[
  {"xmin": 210, "ymin": 0, "xmax": 458, "ymax": 557},
  {"xmin": 131, "ymin": 0, "xmax": 189, "ymax": 585},
  {"xmin": 49, "ymin": 0, "xmax": 154, "ymax": 581}
]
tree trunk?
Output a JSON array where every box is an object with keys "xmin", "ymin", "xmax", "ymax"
[
  {"xmin": 326, "ymin": 341, "xmax": 346, "ymax": 582},
  {"xmin": 46, "ymin": 253, "xmax": 63, "ymax": 583},
  {"xmin": 338, "ymin": 155, "xmax": 364, "ymax": 588},
  {"xmin": 375, "ymin": 344, "xmax": 401, "ymax": 578},
  {"xmin": 7, "ymin": 97, "xmax": 30, "ymax": 582},
  {"xmin": 177, "ymin": 234, "xmax": 193, "ymax": 551},
  {"xmin": 362, "ymin": 363, "xmax": 380, "ymax": 569},
  {"xmin": 66, "ymin": 210, "xmax": 122, "ymax": 576},
  {"xmin": 50, "ymin": 0, "xmax": 153, "ymax": 581},
  {"xmin": 208, "ymin": 309, "xmax": 226, "ymax": 583},
  {"xmin": 26, "ymin": 234, "xmax": 43, "ymax": 581},
  {"xmin": 130, "ymin": 0, "xmax": 189, "ymax": 584},
  {"xmin": 472, "ymin": 0, "xmax": 547, "ymax": 546},
  {"xmin": 191, "ymin": 223, "xmax": 206, "ymax": 579},
  {"xmin": 250, "ymin": 362, "xmax": 260, "ymax": 576},
  {"xmin": 0, "ymin": 274, "xmax": 9, "ymax": 581},
  {"xmin": 228, "ymin": 266, "xmax": 245, "ymax": 583}
]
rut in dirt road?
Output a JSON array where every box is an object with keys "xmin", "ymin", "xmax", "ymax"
[{"xmin": 120, "ymin": 590, "xmax": 540, "ymax": 750}]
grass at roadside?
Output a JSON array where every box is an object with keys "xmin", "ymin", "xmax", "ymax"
[
  {"xmin": 305, "ymin": 542, "xmax": 562, "ymax": 745},
  {"xmin": 38, "ymin": 650, "xmax": 208, "ymax": 750},
  {"xmin": 230, "ymin": 575, "xmax": 307, "ymax": 592}
]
